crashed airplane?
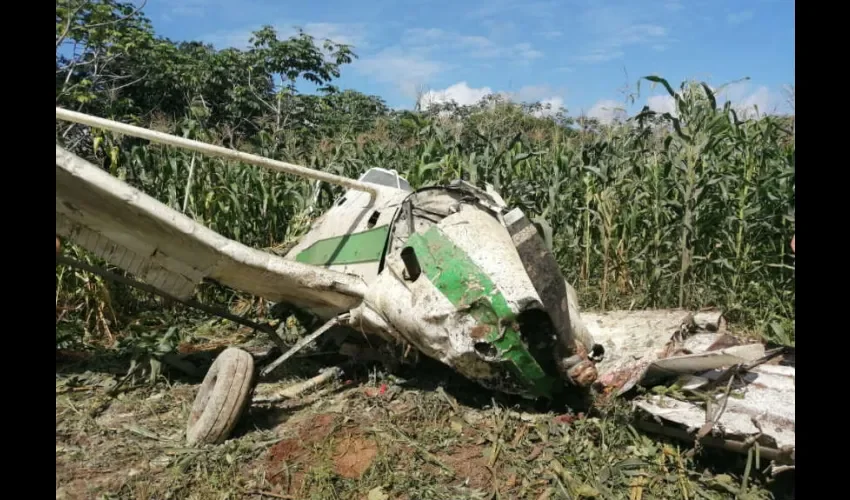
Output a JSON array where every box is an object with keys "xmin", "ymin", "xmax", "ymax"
[{"xmin": 55, "ymin": 107, "xmax": 794, "ymax": 470}]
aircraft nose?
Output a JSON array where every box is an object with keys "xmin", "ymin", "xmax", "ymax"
[{"xmin": 434, "ymin": 210, "xmax": 544, "ymax": 312}]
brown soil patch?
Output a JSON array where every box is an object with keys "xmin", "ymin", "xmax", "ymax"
[
  {"xmin": 56, "ymin": 458, "xmax": 142, "ymax": 499},
  {"xmin": 267, "ymin": 438, "xmax": 307, "ymax": 464},
  {"xmin": 333, "ymin": 435, "xmax": 378, "ymax": 479},
  {"xmin": 264, "ymin": 413, "xmax": 341, "ymax": 492},
  {"xmin": 298, "ymin": 413, "xmax": 337, "ymax": 442},
  {"xmin": 265, "ymin": 438, "xmax": 310, "ymax": 492},
  {"xmin": 440, "ymin": 445, "xmax": 492, "ymax": 490}
]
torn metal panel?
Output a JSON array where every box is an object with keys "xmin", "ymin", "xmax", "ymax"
[
  {"xmin": 586, "ymin": 307, "xmax": 794, "ymax": 462},
  {"xmin": 503, "ymin": 207, "xmax": 601, "ymax": 386},
  {"xmin": 635, "ymin": 361, "xmax": 795, "ymax": 462},
  {"xmin": 585, "ymin": 309, "xmax": 704, "ymax": 394},
  {"xmin": 504, "ymin": 208, "xmax": 585, "ymax": 354},
  {"xmin": 644, "ymin": 343, "xmax": 765, "ymax": 384},
  {"xmin": 371, "ymin": 184, "xmax": 600, "ymax": 397}
]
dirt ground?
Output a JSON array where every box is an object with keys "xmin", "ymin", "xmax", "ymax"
[{"xmin": 56, "ymin": 340, "xmax": 793, "ymax": 500}]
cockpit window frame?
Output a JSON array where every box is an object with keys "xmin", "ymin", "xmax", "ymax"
[{"xmin": 358, "ymin": 168, "xmax": 412, "ymax": 192}]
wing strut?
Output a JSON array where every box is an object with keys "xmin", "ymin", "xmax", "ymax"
[
  {"xmin": 56, "ymin": 253, "xmax": 285, "ymax": 350},
  {"xmin": 56, "ymin": 107, "xmax": 377, "ymax": 201},
  {"xmin": 259, "ymin": 314, "xmax": 348, "ymax": 377}
]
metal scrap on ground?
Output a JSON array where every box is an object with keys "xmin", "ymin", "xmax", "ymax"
[{"xmin": 586, "ymin": 309, "xmax": 794, "ymax": 464}]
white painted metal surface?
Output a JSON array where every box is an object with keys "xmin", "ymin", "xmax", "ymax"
[
  {"xmin": 55, "ymin": 107, "xmax": 379, "ymax": 200},
  {"xmin": 56, "ymin": 145, "xmax": 366, "ymax": 317},
  {"xmin": 586, "ymin": 308, "xmax": 795, "ymax": 461},
  {"xmin": 635, "ymin": 363, "xmax": 796, "ymax": 451},
  {"xmin": 282, "ymin": 181, "xmax": 408, "ymax": 285},
  {"xmin": 439, "ymin": 207, "xmax": 543, "ymax": 314}
]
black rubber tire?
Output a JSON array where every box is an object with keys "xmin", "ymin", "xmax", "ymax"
[{"xmin": 186, "ymin": 347, "xmax": 255, "ymax": 446}]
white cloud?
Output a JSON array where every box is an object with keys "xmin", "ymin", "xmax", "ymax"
[
  {"xmin": 356, "ymin": 48, "xmax": 446, "ymax": 98},
  {"xmin": 419, "ymin": 82, "xmax": 494, "ymax": 108},
  {"xmin": 541, "ymin": 30, "xmax": 563, "ymax": 39},
  {"xmin": 295, "ymin": 23, "xmax": 368, "ymax": 48},
  {"xmin": 587, "ymin": 99, "xmax": 627, "ymax": 124},
  {"xmin": 575, "ymin": 4, "xmax": 672, "ymax": 64},
  {"xmin": 719, "ymin": 82, "xmax": 783, "ymax": 118},
  {"xmin": 647, "ymin": 94, "xmax": 677, "ymax": 115},
  {"xmin": 203, "ymin": 30, "xmax": 253, "ymax": 49},
  {"xmin": 512, "ymin": 43, "xmax": 543, "ymax": 60},
  {"xmin": 576, "ymin": 49, "xmax": 625, "ymax": 63},
  {"xmin": 727, "ymin": 11, "xmax": 755, "ymax": 24},
  {"xmin": 404, "ymin": 28, "xmax": 448, "ymax": 45},
  {"xmin": 418, "ymin": 81, "xmax": 566, "ymax": 117},
  {"xmin": 401, "ymin": 28, "xmax": 544, "ymax": 63},
  {"xmin": 533, "ymin": 97, "xmax": 566, "ymax": 117},
  {"xmin": 643, "ymin": 81, "xmax": 788, "ymax": 120},
  {"xmin": 359, "ymin": 26, "xmax": 547, "ymax": 99}
]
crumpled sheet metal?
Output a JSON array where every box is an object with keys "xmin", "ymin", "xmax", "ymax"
[
  {"xmin": 583, "ymin": 308, "xmax": 795, "ymax": 462},
  {"xmin": 585, "ymin": 309, "xmax": 732, "ymax": 395},
  {"xmin": 635, "ymin": 363, "xmax": 795, "ymax": 453}
]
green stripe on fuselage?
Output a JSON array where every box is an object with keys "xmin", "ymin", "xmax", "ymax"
[
  {"xmin": 295, "ymin": 225, "xmax": 390, "ymax": 266},
  {"xmin": 406, "ymin": 226, "xmax": 556, "ymax": 399}
]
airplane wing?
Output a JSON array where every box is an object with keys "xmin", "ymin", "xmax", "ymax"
[{"xmin": 56, "ymin": 145, "xmax": 367, "ymax": 318}]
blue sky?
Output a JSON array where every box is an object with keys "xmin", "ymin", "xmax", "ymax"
[{"xmin": 141, "ymin": 0, "xmax": 794, "ymax": 121}]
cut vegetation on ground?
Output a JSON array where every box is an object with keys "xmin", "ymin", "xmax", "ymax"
[
  {"xmin": 56, "ymin": 2, "xmax": 795, "ymax": 498},
  {"xmin": 56, "ymin": 322, "xmax": 794, "ymax": 500}
]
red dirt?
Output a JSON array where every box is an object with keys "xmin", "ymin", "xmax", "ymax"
[
  {"xmin": 267, "ymin": 438, "xmax": 306, "ymax": 464},
  {"xmin": 297, "ymin": 413, "xmax": 337, "ymax": 441},
  {"xmin": 264, "ymin": 413, "xmax": 340, "ymax": 492},
  {"xmin": 332, "ymin": 435, "xmax": 378, "ymax": 479},
  {"xmin": 265, "ymin": 438, "xmax": 310, "ymax": 492},
  {"xmin": 264, "ymin": 416, "xmax": 378, "ymax": 489},
  {"xmin": 439, "ymin": 446, "xmax": 492, "ymax": 491}
]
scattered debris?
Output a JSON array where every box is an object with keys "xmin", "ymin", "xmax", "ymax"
[
  {"xmin": 254, "ymin": 366, "xmax": 344, "ymax": 403},
  {"xmin": 587, "ymin": 309, "xmax": 795, "ymax": 464}
]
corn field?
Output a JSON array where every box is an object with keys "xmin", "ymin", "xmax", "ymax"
[{"xmin": 56, "ymin": 76, "xmax": 795, "ymax": 348}]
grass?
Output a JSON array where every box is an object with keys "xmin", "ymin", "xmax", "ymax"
[{"xmin": 56, "ymin": 322, "xmax": 793, "ymax": 500}]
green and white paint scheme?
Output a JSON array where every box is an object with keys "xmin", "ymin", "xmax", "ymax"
[
  {"xmin": 55, "ymin": 110, "xmax": 602, "ymax": 400},
  {"xmin": 55, "ymin": 108, "xmax": 796, "ymax": 458}
]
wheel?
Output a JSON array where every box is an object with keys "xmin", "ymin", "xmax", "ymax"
[{"xmin": 186, "ymin": 347, "xmax": 255, "ymax": 446}]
